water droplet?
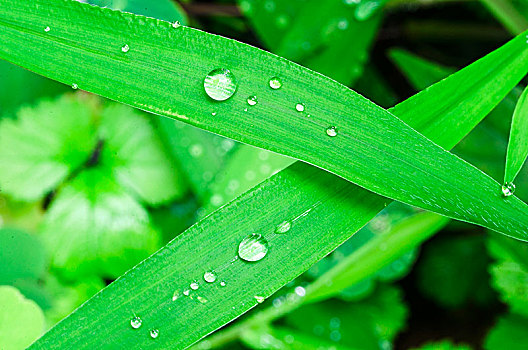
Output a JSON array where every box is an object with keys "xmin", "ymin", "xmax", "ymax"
[
  {"xmin": 337, "ymin": 19, "xmax": 349, "ymax": 30},
  {"xmin": 295, "ymin": 103, "xmax": 305, "ymax": 112},
  {"xmin": 294, "ymin": 286, "xmax": 306, "ymax": 297},
  {"xmin": 254, "ymin": 295, "xmax": 266, "ymax": 303},
  {"xmin": 203, "ymin": 271, "xmax": 217, "ymax": 283},
  {"xmin": 190, "ymin": 282, "xmax": 199, "ymax": 290},
  {"xmin": 238, "ymin": 233, "xmax": 269, "ymax": 262},
  {"xmin": 502, "ymin": 182, "xmax": 516, "ymax": 197},
  {"xmin": 197, "ymin": 296, "xmax": 208, "ymax": 304},
  {"xmin": 247, "ymin": 95, "xmax": 258, "ymax": 106},
  {"xmin": 326, "ymin": 126, "xmax": 338, "ymax": 137},
  {"xmin": 183, "ymin": 290, "xmax": 190, "ymax": 296},
  {"xmin": 150, "ymin": 329, "xmax": 159, "ymax": 339},
  {"xmin": 44, "ymin": 26, "xmax": 51, "ymax": 32},
  {"xmin": 244, "ymin": 108, "xmax": 248, "ymax": 112},
  {"xmin": 211, "ymin": 112, "xmax": 217, "ymax": 116},
  {"xmin": 121, "ymin": 44, "xmax": 130, "ymax": 53},
  {"xmin": 220, "ymin": 281, "xmax": 227, "ymax": 287},
  {"xmin": 269, "ymin": 77, "xmax": 282, "ymax": 90},
  {"xmin": 172, "ymin": 21, "xmax": 181, "ymax": 28},
  {"xmin": 275, "ymin": 221, "xmax": 291, "ymax": 234},
  {"xmin": 204, "ymin": 68, "xmax": 237, "ymax": 101},
  {"xmin": 130, "ymin": 316, "xmax": 142, "ymax": 329},
  {"xmin": 72, "ymin": 83, "xmax": 78, "ymax": 90}
]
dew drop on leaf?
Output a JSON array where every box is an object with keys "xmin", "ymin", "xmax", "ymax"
[
  {"xmin": 150, "ymin": 329, "xmax": 159, "ymax": 339},
  {"xmin": 130, "ymin": 316, "xmax": 142, "ymax": 329},
  {"xmin": 190, "ymin": 282, "xmax": 199, "ymax": 290},
  {"xmin": 269, "ymin": 77, "xmax": 282, "ymax": 90},
  {"xmin": 275, "ymin": 221, "xmax": 291, "ymax": 234},
  {"xmin": 238, "ymin": 233, "xmax": 269, "ymax": 262},
  {"xmin": 247, "ymin": 95, "xmax": 258, "ymax": 106},
  {"xmin": 197, "ymin": 296, "xmax": 208, "ymax": 304},
  {"xmin": 502, "ymin": 182, "xmax": 516, "ymax": 197},
  {"xmin": 172, "ymin": 21, "xmax": 181, "ymax": 28},
  {"xmin": 326, "ymin": 126, "xmax": 338, "ymax": 137},
  {"xmin": 220, "ymin": 281, "xmax": 227, "ymax": 287},
  {"xmin": 72, "ymin": 83, "xmax": 78, "ymax": 90},
  {"xmin": 44, "ymin": 26, "xmax": 50, "ymax": 32},
  {"xmin": 204, "ymin": 68, "xmax": 238, "ymax": 101},
  {"xmin": 254, "ymin": 295, "xmax": 266, "ymax": 303},
  {"xmin": 121, "ymin": 44, "xmax": 130, "ymax": 53},
  {"xmin": 295, "ymin": 103, "xmax": 305, "ymax": 112},
  {"xmin": 183, "ymin": 290, "xmax": 190, "ymax": 296},
  {"xmin": 203, "ymin": 271, "xmax": 217, "ymax": 283}
]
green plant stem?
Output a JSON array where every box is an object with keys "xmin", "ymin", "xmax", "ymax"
[{"xmin": 481, "ymin": 0, "xmax": 528, "ymax": 34}]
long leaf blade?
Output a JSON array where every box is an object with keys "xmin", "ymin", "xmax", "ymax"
[
  {"xmin": 1, "ymin": 0, "xmax": 528, "ymax": 239},
  {"xmin": 505, "ymin": 85, "xmax": 528, "ymax": 184}
]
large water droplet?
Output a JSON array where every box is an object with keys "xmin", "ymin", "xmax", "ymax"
[
  {"xmin": 190, "ymin": 282, "xmax": 199, "ymax": 290},
  {"xmin": 238, "ymin": 233, "xmax": 269, "ymax": 262},
  {"xmin": 326, "ymin": 126, "xmax": 338, "ymax": 137},
  {"xmin": 254, "ymin": 295, "xmax": 266, "ymax": 303},
  {"xmin": 130, "ymin": 316, "xmax": 142, "ymax": 329},
  {"xmin": 295, "ymin": 103, "xmax": 305, "ymax": 112},
  {"xmin": 247, "ymin": 95, "xmax": 258, "ymax": 106},
  {"xmin": 121, "ymin": 44, "xmax": 130, "ymax": 53},
  {"xmin": 269, "ymin": 77, "xmax": 282, "ymax": 90},
  {"xmin": 203, "ymin": 271, "xmax": 217, "ymax": 283},
  {"xmin": 502, "ymin": 182, "xmax": 516, "ymax": 197},
  {"xmin": 150, "ymin": 329, "xmax": 159, "ymax": 339},
  {"xmin": 275, "ymin": 221, "xmax": 291, "ymax": 234},
  {"xmin": 204, "ymin": 68, "xmax": 237, "ymax": 101}
]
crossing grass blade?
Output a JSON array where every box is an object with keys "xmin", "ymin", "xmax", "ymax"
[
  {"xmin": 505, "ymin": 85, "xmax": 528, "ymax": 185},
  {"xmin": 0, "ymin": 0, "xmax": 526, "ymax": 348}
]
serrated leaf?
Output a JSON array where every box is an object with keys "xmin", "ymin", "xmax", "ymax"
[
  {"xmin": 485, "ymin": 314, "xmax": 528, "ymax": 350},
  {"xmin": 0, "ymin": 285, "xmax": 45, "ymax": 350},
  {"xmin": 40, "ymin": 168, "xmax": 160, "ymax": 278},
  {"xmin": 0, "ymin": 94, "xmax": 97, "ymax": 201},
  {"xmin": 98, "ymin": 103, "xmax": 186, "ymax": 205},
  {"xmin": 490, "ymin": 260, "xmax": 528, "ymax": 316},
  {"xmin": 284, "ymin": 285, "xmax": 407, "ymax": 349},
  {"xmin": 505, "ymin": 85, "xmax": 528, "ymax": 184}
]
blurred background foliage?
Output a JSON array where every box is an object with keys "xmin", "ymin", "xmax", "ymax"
[{"xmin": 1, "ymin": 0, "xmax": 528, "ymax": 349}]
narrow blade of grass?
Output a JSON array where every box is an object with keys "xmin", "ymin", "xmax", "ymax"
[
  {"xmin": 1, "ymin": 0, "xmax": 528, "ymax": 240},
  {"xmin": 505, "ymin": 86, "xmax": 528, "ymax": 185}
]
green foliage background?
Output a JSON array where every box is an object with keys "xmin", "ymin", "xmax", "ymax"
[{"xmin": 1, "ymin": 0, "xmax": 528, "ymax": 349}]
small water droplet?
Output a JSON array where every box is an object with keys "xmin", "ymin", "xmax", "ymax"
[
  {"xmin": 204, "ymin": 68, "xmax": 237, "ymax": 101},
  {"xmin": 244, "ymin": 108, "xmax": 248, "ymax": 112},
  {"xmin": 203, "ymin": 271, "xmax": 217, "ymax": 283},
  {"xmin": 121, "ymin": 44, "xmax": 130, "ymax": 53},
  {"xmin": 247, "ymin": 95, "xmax": 258, "ymax": 106},
  {"xmin": 44, "ymin": 26, "xmax": 51, "ymax": 32},
  {"xmin": 238, "ymin": 233, "xmax": 269, "ymax": 262},
  {"xmin": 220, "ymin": 281, "xmax": 227, "ymax": 287},
  {"xmin": 150, "ymin": 329, "xmax": 159, "ymax": 339},
  {"xmin": 72, "ymin": 83, "xmax": 78, "ymax": 90},
  {"xmin": 172, "ymin": 21, "xmax": 181, "ymax": 28},
  {"xmin": 295, "ymin": 103, "xmax": 305, "ymax": 112},
  {"xmin": 130, "ymin": 316, "xmax": 142, "ymax": 329},
  {"xmin": 502, "ymin": 182, "xmax": 516, "ymax": 197},
  {"xmin": 275, "ymin": 221, "xmax": 291, "ymax": 234},
  {"xmin": 190, "ymin": 282, "xmax": 199, "ymax": 290},
  {"xmin": 211, "ymin": 112, "xmax": 217, "ymax": 116},
  {"xmin": 337, "ymin": 19, "xmax": 349, "ymax": 30},
  {"xmin": 326, "ymin": 126, "xmax": 338, "ymax": 137},
  {"xmin": 183, "ymin": 289, "xmax": 190, "ymax": 296},
  {"xmin": 294, "ymin": 286, "xmax": 306, "ymax": 297},
  {"xmin": 197, "ymin": 296, "xmax": 208, "ymax": 304},
  {"xmin": 269, "ymin": 77, "xmax": 282, "ymax": 90},
  {"xmin": 254, "ymin": 295, "xmax": 266, "ymax": 303}
]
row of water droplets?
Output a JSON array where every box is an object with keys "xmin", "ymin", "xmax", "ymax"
[{"xmin": 203, "ymin": 68, "xmax": 338, "ymax": 138}]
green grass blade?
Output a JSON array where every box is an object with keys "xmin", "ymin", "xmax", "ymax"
[
  {"xmin": 505, "ymin": 85, "xmax": 528, "ymax": 185},
  {"xmin": 2, "ymin": 0, "xmax": 528, "ymax": 239},
  {"xmin": 28, "ymin": 25, "xmax": 528, "ymax": 350},
  {"xmin": 480, "ymin": 0, "xmax": 528, "ymax": 35}
]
